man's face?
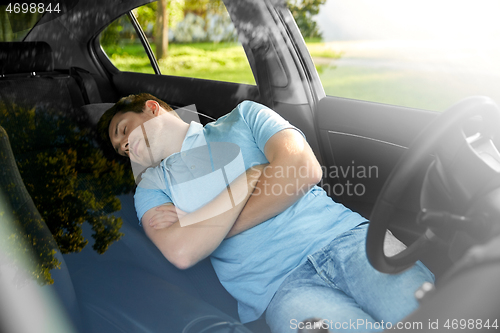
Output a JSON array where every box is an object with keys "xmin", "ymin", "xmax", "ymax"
[
  {"xmin": 109, "ymin": 100, "xmax": 181, "ymax": 168},
  {"xmin": 108, "ymin": 104, "xmax": 158, "ymax": 166}
]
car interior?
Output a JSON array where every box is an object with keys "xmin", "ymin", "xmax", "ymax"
[{"xmin": 1, "ymin": 0, "xmax": 500, "ymax": 332}]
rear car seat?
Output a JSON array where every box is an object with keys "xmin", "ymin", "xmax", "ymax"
[
  {"xmin": 0, "ymin": 124, "xmax": 84, "ymax": 332},
  {"xmin": 0, "ymin": 41, "xmax": 93, "ymax": 331},
  {"xmin": 0, "ymin": 42, "xmax": 88, "ymax": 113},
  {"xmin": 0, "ymin": 42, "xmax": 255, "ymax": 331}
]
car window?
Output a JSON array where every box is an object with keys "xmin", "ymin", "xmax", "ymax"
[
  {"xmin": 0, "ymin": 6, "xmax": 43, "ymax": 41},
  {"xmin": 100, "ymin": 15, "xmax": 154, "ymax": 74},
  {"xmin": 305, "ymin": 0, "xmax": 500, "ymax": 112},
  {"xmin": 0, "ymin": 101, "xmax": 136, "ymax": 285},
  {"xmin": 99, "ymin": 0, "xmax": 256, "ymax": 85}
]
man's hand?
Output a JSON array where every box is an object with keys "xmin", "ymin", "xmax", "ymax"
[{"xmin": 148, "ymin": 203, "xmax": 187, "ymax": 229}]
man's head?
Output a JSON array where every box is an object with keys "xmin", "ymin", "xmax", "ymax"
[{"xmin": 97, "ymin": 93, "xmax": 184, "ymax": 167}]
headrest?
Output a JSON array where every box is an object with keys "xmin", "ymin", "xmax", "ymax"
[
  {"xmin": 0, "ymin": 42, "xmax": 54, "ymax": 75},
  {"xmin": 79, "ymin": 103, "xmax": 115, "ymax": 125}
]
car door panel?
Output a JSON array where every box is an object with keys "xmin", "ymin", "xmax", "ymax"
[
  {"xmin": 316, "ymin": 96, "xmax": 438, "ymax": 242},
  {"xmin": 111, "ymin": 72, "xmax": 261, "ymax": 120}
]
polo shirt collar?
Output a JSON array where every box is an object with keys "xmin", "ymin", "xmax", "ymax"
[{"xmin": 180, "ymin": 121, "xmax": 206, "ymax": 151}]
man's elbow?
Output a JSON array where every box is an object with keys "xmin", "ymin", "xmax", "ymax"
[
  {"xmin": 310, "ymin": 160, "xmax": 323, "ymax": 185},
  {"xmin": 146, "ymin": 227, "xmax": 199, "ymax": 270},
  {"xmin": 298, "ymin": 156, "xmax": 323, "ymax": 186},
  {"xmin": 163, "ymin": 246, "xmax": 199, "ymax": 270}
]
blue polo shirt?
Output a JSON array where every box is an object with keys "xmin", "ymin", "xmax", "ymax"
[{"xmin": 134, "ymin": 101, "xmax": 366, "ymax": 323}]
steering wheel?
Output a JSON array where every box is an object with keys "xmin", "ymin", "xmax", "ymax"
[{"xmin": 366, "ymin": 96, "xmax": 500, "ymax": 274}]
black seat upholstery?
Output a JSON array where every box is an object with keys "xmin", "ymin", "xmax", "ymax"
[
  {"xmin": 0, "ymin": 41, "xmax": 86, "ymax": 116},
  {"xmin": 0, "ymin": 42, "xmax": 54, "ymax": 76}
]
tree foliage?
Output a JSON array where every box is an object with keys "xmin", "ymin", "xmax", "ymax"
[
  {"xmin": 183, "ymin": 0, "xmax": 225, "ymax": 17},
  {"xmin": 0, "ymin": 102, "xmax": 135, "ymax": 285},
  {"xmin": 286, "ymin": 0, "xmax": 326, "ymax": 39},
  {"xmin": 0, "ymin": 6, "xmax": 42, "ymax": 41},
  {"xmin": 100, "ymin": 0, "xmax": 241, "ymax": 58}
]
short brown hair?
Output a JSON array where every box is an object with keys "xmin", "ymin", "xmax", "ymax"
[{"xmin": 97, "ymin": 93, "xmax": 175, "ymax": 148}]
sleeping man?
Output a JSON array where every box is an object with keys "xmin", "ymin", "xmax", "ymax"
[{"xmin": 97, "ymin": 93, "xmax": 434, "ymax": 332}]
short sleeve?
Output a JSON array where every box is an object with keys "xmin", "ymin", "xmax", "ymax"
[
  {"xmin": 134, "ymin": 168, "xmax": 172, "ymax": 225},
  {"xmin": 237, "ymin": 101, "xmax": 305, "ymax": 153}
]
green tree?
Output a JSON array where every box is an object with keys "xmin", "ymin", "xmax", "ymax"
[
  {"xmin": 99, "ymin": 15, "xmax": 134, "ymax": 56},
  {"xmin": 0, "ymin": 125, "xmax": 61, "ymax": 285},
  {"xmin": 183, "ymin": 0, "xmax": 225, "ymax": 17},
  {"xmin": 133, "ymin": 1, "xmax": 183, "ymax": 60},
  {"xmin": 287, "ymin": 0, "xmax": 326, "ymax": 39},
  {"xmin": 0, "ymin": 9, "xmax": 13, "ymax": 41},
  {"xmin": 155, "ymin": 0, "xmax": 169, "ymax": 59},
  {"xmin": 0, "ymin": 7, "xmax": 42, "ymax": 41}
]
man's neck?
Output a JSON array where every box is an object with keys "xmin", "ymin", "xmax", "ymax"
[{"xmin": 160, "ymin": 121, "xmax": 191, "ymax": 158}]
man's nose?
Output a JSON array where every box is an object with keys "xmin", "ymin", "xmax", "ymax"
[{"xmin": 121, "ymin": 140, "xmax": 129, "ymax": 155}]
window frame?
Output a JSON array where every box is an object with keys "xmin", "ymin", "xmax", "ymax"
[
  {"xmin": 93, "ymin": 2, "xmax": 257, "ymax": 85},
  {"xmin": 127, "ymin": 10, "xmax": 161, "ymax": 75},
  {"xmin": 95, "ymin": 9, "xmax": 161, "ymax": 75}
]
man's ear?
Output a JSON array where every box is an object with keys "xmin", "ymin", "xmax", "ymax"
[{"xmin": 144, "ymin": 100, "xmax": 161, "ymax": 116}]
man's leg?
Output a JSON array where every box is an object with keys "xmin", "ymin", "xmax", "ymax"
[
  {"xmin": 266, "ymin": 259, "xmax": 381, "ymax": 333},
  {"xmin": 311, "ymin": 223, "xmax": 435, "ymax": 325}
]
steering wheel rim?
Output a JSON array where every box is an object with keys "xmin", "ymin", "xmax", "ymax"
[{"xmin": 366, "ymin": 96, "xmax": 500, "ymax": 274}]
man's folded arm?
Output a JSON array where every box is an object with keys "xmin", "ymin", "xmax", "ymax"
[
  {"xmin": 226, "ymin": 128, "xmax": 322, "ymax": 238},
  {"xmin": 141, "ymin": 164, "xmax": 265, "ymax": 270}
]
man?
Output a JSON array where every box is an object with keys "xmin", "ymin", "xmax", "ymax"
[{"xmin": 98, "ymin": 93, "xmax": 434, "ymax": 332}]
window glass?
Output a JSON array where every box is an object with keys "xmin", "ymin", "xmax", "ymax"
[
  {"xmin": 100, "ymin": 0, "xmax": 255, "ymax": 85},
  {"xmin": 0, "ymin": 7, "xmax": 43, "ymax": 41},
  {"xmin": 100, "ymin": 15, "xmax": 154, "ymax": 74},
  {"xmin": 307, "ymin": 0, "xmax": 500, "ymax": 111}
]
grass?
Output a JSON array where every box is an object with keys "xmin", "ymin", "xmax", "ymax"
[
  {"xmin": 103, "ymin": 40, "xmax": 343, "ymax": 85},
  {"xmin": 104, "ymin": 41, "xmax": 256, "ymax": 84},
  {"xmin": 318, "ymin": 66, "xmax": 459, "ymax": 111},
  {"xmin": 304, "ymin": 38, "xmax": 342, "ymax": 59},
  {"xmin": 315, "ymin": 40, "xmax": 500, "ymax": 112}
]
